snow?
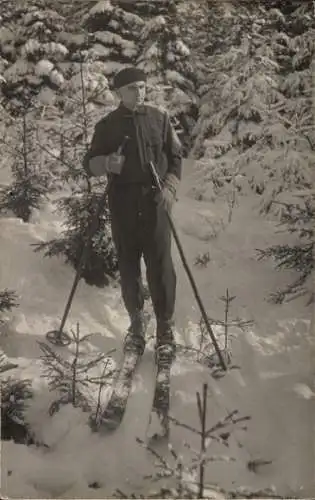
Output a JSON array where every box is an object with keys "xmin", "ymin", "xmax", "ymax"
[
  {"xmin": 0, "ymin": 162, "xmax": 314, "ymax": 498},
  {"xmin": 89, "ymin": 43, "xmax": 111, "ymax": 59},
  {"xmin": 0, "ymin": 167, "xmax": 314, "ymax": 497},
  {"xmin": 35, "ymin": 59, "xmax": 54, "ymax": 77},
  {"xmin": 21, "ymin": 39, "xmax": 41, "ymax": 56},
  {"xmin": 68, "ymin": 69, "xmax": 110, "ymax": 95},
  {"xmin": 49, "ymin": 69, "xmax": 64, "ymax": 87},
  {"xmin": 175, "ymin": 40, "xmax": 190, "ymax": 57},
  {"xmin": 21, "ymin": 41, "xmax": 68, "ymax": 59},
  {"xmin": 102, "ymin": 61, "xmax": 125, "ymax": 76},
  {"xmin": 4, "ymin": 59, "xmax": 31, "ymax": 81},
  {"xmin": 88, "ymin": 0, "xmax": 113, "ymax": 16},
  {"xmin": 94, "ymin": 31, "xmax": 135, "ymax": 50},
  {"xmin": 166, "ymin": 69, "xmax": 187, "ymax": 86}
]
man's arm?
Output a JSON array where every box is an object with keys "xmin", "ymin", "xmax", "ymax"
[{"xmin": 83, "ymin": 116, "xmax": 119, "ymax": 177}]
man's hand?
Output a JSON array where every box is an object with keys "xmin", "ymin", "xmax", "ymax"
[
  {"xmin": 156, "ymin": 186, "xmax": 176, "ymax": 213},
  {"xmin": 88, "ymin": 154, "xmax": 125, "ymax": 177},
  {"xmin": 155, "ymin": 173, "xmax": 180, "ymax": 213}
]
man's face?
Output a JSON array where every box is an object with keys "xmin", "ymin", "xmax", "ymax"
[{"xmin": 117, "ymin": 80, "xmax": 146, "ymax": 110}]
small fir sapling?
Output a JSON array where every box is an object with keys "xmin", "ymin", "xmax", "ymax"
[
  {"xmin": 37, "ymin": 322, "xmax": 116, "ymax": 417},
  {"xmin": 0, "ymin": 105, "xmax": 51, "ymax": 222},
  {"xmin": 136, "ymin": 383, "xmax": 251, "ymax": 499},
  {"xmin": 1, "ymin": 377, "xmax": 34, "ymax": 444}
]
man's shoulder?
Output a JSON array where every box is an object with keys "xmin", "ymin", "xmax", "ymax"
[
  {"xmin": 144, "ymin": 103, "xmax": 168, "ymax": 118},
  {"xmin": 94, "ymin": 107, "xmax": 119, "ymax": 129}
]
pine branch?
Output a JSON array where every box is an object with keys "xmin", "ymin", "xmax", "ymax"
[{"xmin": 0, "ymin": 289, "xmax": 19, "ymax": 314}]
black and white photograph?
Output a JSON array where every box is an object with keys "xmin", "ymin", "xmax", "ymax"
[{"xmin": 0, "ymin": 0, "xmax": 314, "ymax": 498}]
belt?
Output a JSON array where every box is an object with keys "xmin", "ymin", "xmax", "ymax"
[{"xmin": 110, "ymin": 181, "xmax": 157, "ymax": 193}]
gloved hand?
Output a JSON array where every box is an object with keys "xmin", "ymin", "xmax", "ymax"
[
  {"xmin": 88, "ymin": 153, "xmax": 125, "ymax": 177},
  {"xmin": 155, "ymin": 173, "xmax": 180, "ymax": 213}
]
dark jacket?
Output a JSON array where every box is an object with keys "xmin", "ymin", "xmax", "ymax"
[{"xmin": 83, "ymin": 102, "xmax": 182, "ymax": 185}]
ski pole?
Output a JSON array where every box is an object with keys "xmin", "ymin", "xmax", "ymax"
[
  {"xmin": 148, "ymin": 161, "xmax": 227, "ymax": 371},
  {"xmin": 46, "ymin": 138, "xmax": 128, "ymax": 346},
  {"xmin": 46, "ymin": 184, "xmax": 110, "ymax": 346}
]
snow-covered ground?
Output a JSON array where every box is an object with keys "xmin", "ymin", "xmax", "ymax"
[{"xmin": 0, "ymin": 159, "xmax": 314, "ymax": 498}]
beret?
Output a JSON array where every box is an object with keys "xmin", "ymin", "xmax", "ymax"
[{"xmin": 113, "ymin": 67, "xmax": 147, "ymax": 90}]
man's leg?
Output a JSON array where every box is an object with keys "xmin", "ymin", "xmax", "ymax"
[
  {"xmin": 109, "ymin": 186, "xmax": 146, "ymax": 353},
  {"xmin": 142, "ymin": 194, "xmax": 177, "ymax": 354}
]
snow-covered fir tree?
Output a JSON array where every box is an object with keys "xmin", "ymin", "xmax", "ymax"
[
  {"xmin": 0, "ymin": 3, "xmax": 67, "ymax": 113},
  {"xmin": 81, "ymin": 0, "xmax": 144, "ymax": 78},
  {"xmin": 255, "ymin": 2, "xmax": 315, "ymax": 304},
  {"xmin": 137, "ymin": 11, "xmax": 197, "ymax": 153},
  {"xmin": 190, "ymin": 4, "xmax": 313, "ymax": 208},
  {"xmin": 261, "ymin": 3, "xmax": 314, "ymax": 211},
  {"xmin": 178, "ymin": 0, "xmax": 238, "ymax": 61},
  {"xmin": 33, "ymin": 56, "xmax": 118, "ymax": 287}
]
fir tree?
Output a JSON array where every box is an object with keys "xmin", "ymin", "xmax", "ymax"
[
  {"xmin": 137, "ymin": 11, "xmax": 197, "ymax": 153},
  {"xmin": 0, "ymin": 104, "xmax": 51, "ymax": 222},
  {"xmin": 190, "ymin": 1, "xmax": 314, "ymax": 303},
  {"xmin": 33, "ymin": 56, "xmax": 118, "ymax": 287},
  {"xmin": 0, "ymin": 3, "xmax": 67, "ymax": 114},
  {"xmin": 33, "ymin": 181, "xmax": 118, "ymax": 286},
  {"xmin": 256, "ymin": 2, "xmax": 315, "ymax": 304},
  {"xmin": 81, "ymin": 0, "xmax": 144, "ymax": 76},
  {"xmin": 1, "ymin": 377, "xmax": 34, "ymax": 443},
  {"xmin": 190, "ymin": 5, "xmax": 313, "ymax": 205},
  {"xmin": 257, "ymin": 194, "xmax": 314, "ymax": 304},
  {"xmin": 38, "ymin": 322, "xmax": 116, "ymax": 418}
]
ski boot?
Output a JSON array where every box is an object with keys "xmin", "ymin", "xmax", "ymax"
[
  {"xmin": 154, "ymin": 343, "xmax": 176, "ymax": 366},
  {"xmin": 123, "ymin": 311, "xmax": 147, "ymax": 356},
  {"xmin": 148, "ymin": 342, "xmax": 176, "ymax": 441},
  {"xmin": 155, "ymin": 321, "xmax": 176, "ymax": 365}
]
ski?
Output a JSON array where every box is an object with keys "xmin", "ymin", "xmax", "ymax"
[
  {"xmin": 96, "ymin": 312, "xmax": 152, "ymax": 433},
  {"xmin": 98, "ymin": 348, "xmax": 143, "ymax": 432},
  {"xmin": 146, "ymin": 346, "xmax": 173, "ymax": 443}
]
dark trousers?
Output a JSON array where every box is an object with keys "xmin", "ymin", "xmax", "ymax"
[{"xmin": 108, "ymin": 183, "xmax": 176, "ymax": 346}]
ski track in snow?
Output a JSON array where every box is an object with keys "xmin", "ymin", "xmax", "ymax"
[{"xmin": 1, "ymin": 163, "xmax": 314, "ymax": 498}]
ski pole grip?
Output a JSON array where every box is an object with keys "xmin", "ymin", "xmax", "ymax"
[
  {"xmin": 117, "ymin": 135, "xmax": 130, "ymax": 155},
  {"xmin": 105, "ymin": 135, "xmax": 130, "ymax": 175},
  {"xmin": 148, "ymin": 161, "xmax": 162, "ymax": 192}
]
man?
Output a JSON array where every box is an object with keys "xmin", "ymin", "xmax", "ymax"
[{"xmin": 83, "ymin": 66, "xmax": 182, "ymax": 363}]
